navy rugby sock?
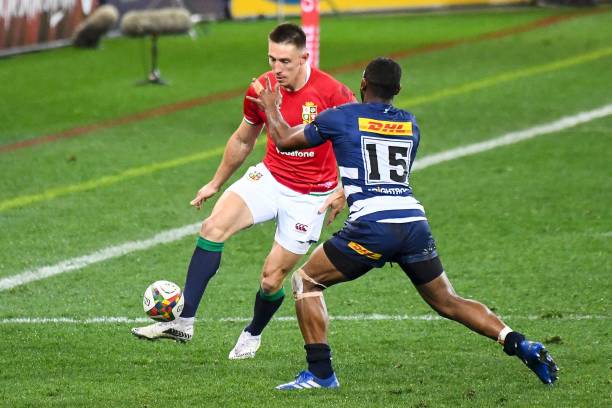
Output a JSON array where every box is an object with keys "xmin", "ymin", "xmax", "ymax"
[
  {"xmin": 305, "ymin": 343, "xmax": 334, "ymax": 380},
  {"xmin": 181, "ymin": 237, "xmax": 224, "ymax": 318},
  {"xmin": 503, "ymin": 331, "xmax": 526, "ymax": 356},
  {"xmin": 244, "ymin": 287, "xmax": 285, "ymax": 336}
]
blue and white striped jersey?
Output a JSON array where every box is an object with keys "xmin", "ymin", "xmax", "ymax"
[{"xmin": 304, "ymin": 102, "xmax": 426, "ymax": 223}]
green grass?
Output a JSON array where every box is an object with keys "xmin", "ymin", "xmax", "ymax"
[
  {"xmin": 0, "ymin": 8, "xmax": 560, "ymax": 141},
  {"xmin": 1, "ymin": 6, "xmax": 611, "ymax": 407}
]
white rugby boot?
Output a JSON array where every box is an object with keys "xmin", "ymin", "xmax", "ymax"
[
  {"xmin": 131, "ymin": 317, "xmax": 194, "ymax": 343},
  {"xmin": 228, "ymin": 330, "xmax": 261, "ymax": 359}
]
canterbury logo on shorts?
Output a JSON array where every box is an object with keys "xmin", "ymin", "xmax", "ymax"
[{"xmin": 295, "ymin": 223, "xmax": 309, "ymax": 233}]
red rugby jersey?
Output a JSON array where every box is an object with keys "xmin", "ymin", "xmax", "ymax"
[{"xmin": 243, "ymin": 67, "xmax": 355, "ymax": 194}]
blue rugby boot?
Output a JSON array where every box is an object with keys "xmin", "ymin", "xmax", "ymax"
[
  {"xmin": 516, "ymin": 340, "xmax": 559, "ymax": 385},
  {"xmin": 276, "ymin": 370, "xmax": 340, "ymax": 390}
]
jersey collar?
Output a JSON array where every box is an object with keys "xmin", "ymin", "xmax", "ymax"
[{"xmin": 288, "ymin": 64, "xmax": 311, "ymax": 93}]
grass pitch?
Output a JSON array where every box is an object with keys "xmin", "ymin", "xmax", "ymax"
[{"xmin": 1, "ymin": 6, "xmax": 611, "ymax": 407}]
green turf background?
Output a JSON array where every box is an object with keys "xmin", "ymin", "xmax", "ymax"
[{"xmin": 0, "ymin": 6, "xmax": 610, "ymax": 407}]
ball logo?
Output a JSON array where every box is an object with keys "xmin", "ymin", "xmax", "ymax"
[
  {"xmin": 158, "ymin": 282, "xmax": 179, "ymax": 296},
  {"xmin": 295, "ymin": 223, "xmax": 309, "ymax": 233}
]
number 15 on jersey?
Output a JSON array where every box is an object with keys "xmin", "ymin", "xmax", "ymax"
[{"xmin": 361, "ymin": 136, "xmax": 413, "ymax": 186}]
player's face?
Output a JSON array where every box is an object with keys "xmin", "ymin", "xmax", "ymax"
[{"xmin": 268, "ymin": 41, "xmax": 309, "ymax": 90}]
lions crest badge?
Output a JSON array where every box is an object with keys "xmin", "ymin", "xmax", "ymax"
[
  {"xmin": 248, "ymin": 171, "xmax": 263, "ymax": 181},
  {"xmin": 302, "ymin": 102, "xmax": 317, "ymax": 124}
]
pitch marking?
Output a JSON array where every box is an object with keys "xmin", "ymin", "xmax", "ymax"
[
  {"xmin": 0, "ymin": 223, "xmax": 201, "ymax": 291},
  {"xmin": 2, "ymin": 47, "xmax": 611, "ymax": 213},
  {"xmin": 1, "ymin": 103, "xmax": 611, "ymax": 291},
  {"xmin": 0, "ymin": 139, "xmax": 262, "ymax": 212},
  {"xmin": 396, "ymin": 46, "xmax": 612, "ymax": 107},
  {"xmin": 2, "ymin": 7, "xmax": 606, "ymax": 154},
  {"xmin": 0, "ymin": 314, "xmax": 608, "ymax": 324}
]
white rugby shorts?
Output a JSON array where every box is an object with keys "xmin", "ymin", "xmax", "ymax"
[{"xmin": 227, "ymin": 163, "xmax": 332, "ymax": 254}]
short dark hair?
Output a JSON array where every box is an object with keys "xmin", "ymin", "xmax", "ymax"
[
  {"xmin": 364, "ymin": 57, "xmax": 402, "ymax": 99},
  {"xmin": 269, "ymin": 23, "xmax": 306, "ymax": 49}
]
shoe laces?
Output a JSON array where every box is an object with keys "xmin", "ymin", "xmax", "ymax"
[
  {"xmin": 239, "ymin": 331, "xmax": 258, "ymax": 344},
  {"xmin": 294, "ymin": 370, "xmax": 311, "ymax": 383}
]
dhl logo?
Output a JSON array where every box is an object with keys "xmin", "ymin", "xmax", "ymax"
[
  {"xmin": 358, "ymin": 118, "xmax": 413, "ymax": 136},
  {"xmin": 348, "ymin": 241, "xmax": 382, "ymax": 260}
]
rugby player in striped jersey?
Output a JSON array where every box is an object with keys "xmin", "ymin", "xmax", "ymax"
[{"xmin": 248, "ymin": 57, "xmax": 558, "ymax": 390}]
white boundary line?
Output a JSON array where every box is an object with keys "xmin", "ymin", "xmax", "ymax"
[
  {"xmin": 0, "ymin": 223, "xmax": 201, "ymax": 291},
  {"xmin": 411, "ymin": 103, "xmax": 612, "ymax": 170},
  {"xmin": 1, "ymin": 103, "xmax": 611, "ymax": 292},
  {"xmin": 0, "ymin": 313, "xmax": 608, "ymax": 324}
]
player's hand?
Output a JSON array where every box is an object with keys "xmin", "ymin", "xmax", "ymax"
[
  {"xmin": 318, "ymin": 188, "xmax": 346, "ymax": 226},
  {"xmin": 246, "ymin": 76, "xmax": 282, "ymax": 111},
  {"xmin": 190, "ymin": 182, "xmax": 219, "ymax": 210}
]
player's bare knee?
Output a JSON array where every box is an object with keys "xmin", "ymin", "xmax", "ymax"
[
  {"xmin": 291, "ymin": 269, "xmax": 326, "ymax": 300},
  {"xmin": 291, "ymin": 269, "xmax": 327, "ymax": 300},
  {"xmin": 199, "ymin": 218, "xmax": 228, "ymax": 242},
  {"xmin": 261, "ymin": 265, "xmax": 291, "ymax": 294},
  {"xmin": 302, "ymin": 279, "xmax": 321, "ymax": 294},
  {"xmin": 260, "ymin": 274, "xmax": 284, "ymax": 294}
]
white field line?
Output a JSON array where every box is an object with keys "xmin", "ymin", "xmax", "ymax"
[
  {"xmin": 411, "ymin": 103, "xmax": 612, "ymax": 170},
  {"xmin": 0, "ymin": 313, "xmax": 608, "ymax": 325},
  {"xmin": 0, "ymin": 223, "xmax": 200, "ymax": 291},
  {"xmin": 1, "ymin": 103, "xmax": 611, "ymax": 292}
]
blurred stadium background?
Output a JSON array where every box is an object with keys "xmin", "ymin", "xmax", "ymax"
[
  {"xmin": 1, "ymin": 0, "xmax": 610, "ymax": 406},
  {"xmin": 0, "ymin": 0, "xmax": 605, "ymax": 56}
]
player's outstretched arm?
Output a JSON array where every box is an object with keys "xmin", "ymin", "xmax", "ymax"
[
  {"xmin": 247, "ymin": 77, "xmax": 310, "ymax": 151},
  {"xmin": 190, "ymin": 120, "xmax": 262, "ymax": 209}
]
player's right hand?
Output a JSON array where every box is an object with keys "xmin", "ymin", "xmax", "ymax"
[
  {"xmin": 318, "ymin": 188, "xmax": 346, "ymax": 226},
  {"xmin": 190, "ymin": 183, "xmax": 219, "ymax": 210}
]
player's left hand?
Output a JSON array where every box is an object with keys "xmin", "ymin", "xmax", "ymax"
[
  {"xmin": 246, "ymin": 76, "xmax": 282, "ymax": 111},
  {"xmin": 190, "ymin": 182, "xmax": 219, "ymax": 210},
  {"xmin": 319, "ymin": 188, "xmax": 346, "ymax": 226}
]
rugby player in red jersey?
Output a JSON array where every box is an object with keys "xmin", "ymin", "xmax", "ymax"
[{"xmin": 131, "ymin": 23, "xmax": 356, "ymax": 358}]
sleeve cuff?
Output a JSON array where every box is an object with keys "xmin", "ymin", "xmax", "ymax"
[
  {"xmin": 243, "ymin": 117, "xmax": 258, "ymax": 126},
  {"xmin": 304, "ymin": 123, "xmax": 325, "ymax": 147}
]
